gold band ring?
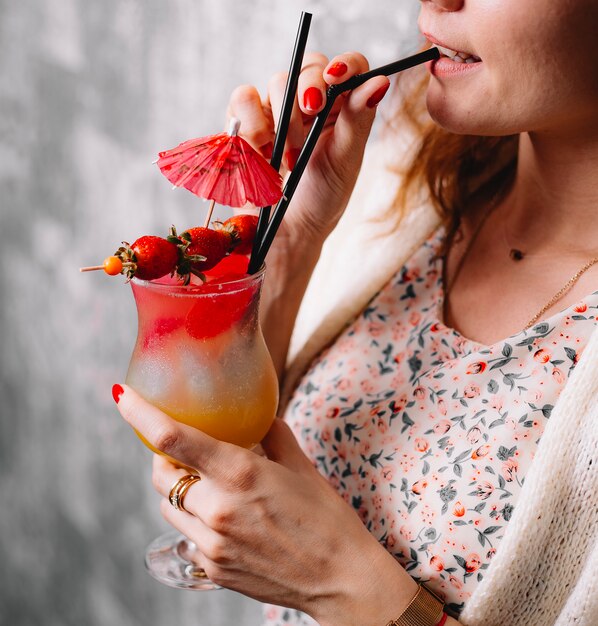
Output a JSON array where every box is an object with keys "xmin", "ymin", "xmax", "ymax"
[{"xmin": 168, "ymin": 473, "xmax": 201, "ymax": 513}]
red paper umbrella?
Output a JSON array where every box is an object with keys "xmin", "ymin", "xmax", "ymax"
[{"xmin": 157, "ymin": 118, "xmax": 283, "ymax": 225}]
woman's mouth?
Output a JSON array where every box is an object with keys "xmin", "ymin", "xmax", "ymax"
[
  {"xmin": 420, "ymin": 33, "xmax": 484, "ymax": 77},
  {"xmin": 425, "ymin": 44, "xmax": 483, "ymax": 78},
  {"xmin": 435, "ymin": 45, "xmax": 481, "ymax": 64}
]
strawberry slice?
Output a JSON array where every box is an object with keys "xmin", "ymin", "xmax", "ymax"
[
  {"xmin": 142, "ymin": 316, "xmax": 184, "ymax": 349},
  {"xmin": 203, "ymin": 254, "xmax": 250, "ymax": 279},
  {"xmin": 185, "ymin": 280, "xmax": 256, "ymax": 339}
]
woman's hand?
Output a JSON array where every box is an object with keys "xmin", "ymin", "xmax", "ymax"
[
  {"xmin": 227, "ymin": 52, "xmax": 390, "ymax": 378},
  {"xmin": 115, "ymin": 385, "xmax": 417, "ymax": 626},
  {"xmin": 227, "ymin": 51, "xmax": 390, "ymax": 248}
]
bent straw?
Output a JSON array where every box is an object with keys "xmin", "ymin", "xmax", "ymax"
[
  {"xmin": 251, "ymin": 11, "xmax": 312, "ymax": 268},
  {"xmin": 248, "ymin": 47, "xmax": 440, "ymax": 274}
]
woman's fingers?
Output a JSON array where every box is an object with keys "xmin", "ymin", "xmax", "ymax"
[
  {"xmin": 115, "ymin": 384, "xmax": 224, "ymax": 476},
  {"xmin": 158, "ymin": 499, "xmax": 226, "ymax": 571},
  {"xmin": 323, "ymin": 51, "xmax": 370, "ymax": 85},
  {"xmin": 152, "ymin": 453, "xmax": 206, "ymax": 519},
  {"xmin": 292, "ymin": 51, "xmax": 385, "ymax": 172},
  {"xmin": 266, "ymin": 53, "xmax": 329, "ymax": 172},
  {"xmin": 297, "ymin": 52, "xmax": 329, "ymax": 115},
  {"xmin": 328, "ymin": 75, "xmax": 390, "ymax": 161},
  {"xmin": 227, "ymin": 84, "xmax": 274, "ymax": 158},
  {"xmin": 321, "ymin": 51, "xmax": 390, "ymax": 152},
  {"xmin": 152, "ymin": 454, "xmax": 196, "ymax": 496}
]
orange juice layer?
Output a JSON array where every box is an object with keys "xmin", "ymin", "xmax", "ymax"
[{"xmin": 135, "ymin": 374, "xmax": 278, "ymax": 452}]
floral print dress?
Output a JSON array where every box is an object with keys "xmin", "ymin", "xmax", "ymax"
[{"xmin": 263, "ymin": 226, "xmax": 598, "ymax": 626}]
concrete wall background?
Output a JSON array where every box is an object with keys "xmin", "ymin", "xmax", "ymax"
[{"xmin": 0, "ymin": 2, "xmax": 419, "ymax": 624}]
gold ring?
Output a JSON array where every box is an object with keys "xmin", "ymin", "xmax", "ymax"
[{"xmin": 168, "ymin": 473, "xmax": 201, "ymax": 513}]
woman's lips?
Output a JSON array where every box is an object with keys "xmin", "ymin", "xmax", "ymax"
[
  {"xmin": 426, "ymin": 56, "xmax": 484, "ymax": 78},
  {"xmin": 422, "ymin": 32, "xmax": 479, "ymax": 58}
]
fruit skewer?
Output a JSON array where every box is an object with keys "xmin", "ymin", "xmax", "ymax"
[
  {"xmin": 80, "ymin": 214, "xmax": 259, "ymax": 283},
  {"xmin": 80, "ymin": 257, "xmax": 134, "ymax": 276}
]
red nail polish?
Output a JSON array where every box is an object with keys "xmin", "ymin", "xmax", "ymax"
[
  {"xmin": 366, "ymin": 83, "xmax": 390, "ymax": 108},
  {"xmin": 326, "ymin": 62, "xmax": 348, "ymax": 78},
  {"xmin": 285, "ymin": 148, "xmax": 301, "ymax": 171},
  {"xmin": 260, "ymin": 142, "xmax": 273, "ymax": 160},
  {"xmin": 112, "ymin": 384, "xmax": 124, "ymax": 404},
  {"xmin": 303, "ymin": 87, "xmax": 323, "ymax": 111}
]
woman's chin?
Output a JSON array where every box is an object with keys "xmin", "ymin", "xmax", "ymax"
[{"xmin": 426, "ymin": 96, "xmax": 511, "ymax": 137}]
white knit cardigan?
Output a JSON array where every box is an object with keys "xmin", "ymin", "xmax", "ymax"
[{"xmin": 280, "ymin": 143, "xmax": 598, "ymax": 626}]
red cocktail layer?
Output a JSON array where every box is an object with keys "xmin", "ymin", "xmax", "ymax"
[{"xmin": 132, "ymin": 255, "xmax": 257, "ymax": 344}]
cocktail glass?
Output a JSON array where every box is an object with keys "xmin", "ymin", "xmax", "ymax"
[{"xmin": 125, "ymin": 266, "xmax": 279, "ymax": 589}]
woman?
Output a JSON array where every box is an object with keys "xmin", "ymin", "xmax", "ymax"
[{"xmin": 113, "ymin": 0, "xmax": 598, "ymax": 624}]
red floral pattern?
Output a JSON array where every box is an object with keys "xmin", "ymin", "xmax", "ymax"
[{"xmin": 264, "ymin": 227, "xmax": 598, "ymax": 625}]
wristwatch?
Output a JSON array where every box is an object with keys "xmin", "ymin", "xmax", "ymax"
[{"xmin": 386, "ymin": 584, "xmax": 445, "ymax": 626}]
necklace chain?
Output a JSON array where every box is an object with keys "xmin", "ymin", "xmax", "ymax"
[
  {"xmin": 444, "ymin": 202, "xmax": 598, "ymax": 329},
  {"xmin": 526, "ymin": 257, "xmax": 598, "ymax": 327}
]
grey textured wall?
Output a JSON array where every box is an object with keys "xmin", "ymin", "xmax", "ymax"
[{"xmin": 0, "ymin": 2, "xmax": 419, "ymax": 624}]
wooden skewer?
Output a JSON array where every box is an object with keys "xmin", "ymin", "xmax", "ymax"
[
  {"xmin": 79, "ymin": 262, "xmax": 135, "ymax": 273},
  {"xmin": 203, "ymin": 199, "xmax": 216, "ymax": 228},
  {"xmin": 79, "ymin": 265, "xmax": 104, "ymax": 272}
]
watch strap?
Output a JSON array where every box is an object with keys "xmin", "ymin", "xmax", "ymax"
[{"xmin": 386, "ymin": 584, "xmax": 445, "ymax": 626}]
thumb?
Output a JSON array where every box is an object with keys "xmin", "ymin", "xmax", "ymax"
[
  {"xmin": 261, "ymin": 418, "xmax": 314, "ymax": 473},
  {"xmin": 328, "ymin": 76, "xmax": 391, "ymax": 164}
]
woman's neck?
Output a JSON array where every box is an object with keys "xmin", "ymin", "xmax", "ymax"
[{"xmin": 500, "ymin": 128, "xmax": 598, "ymax": 257}]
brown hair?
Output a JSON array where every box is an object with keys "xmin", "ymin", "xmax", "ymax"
[{"xmin": 386, "ymin": 60, "xmax": 519, "ymax": 254}]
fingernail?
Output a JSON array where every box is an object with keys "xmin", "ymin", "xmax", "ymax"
[
  {"xmin": 285, "ymin": 148, "xmax": 302, "ymax": 171},
  {"xmin": 112, "ymin": 384, "xmax": 124, "ymax": 404},
  {"xmin": 303, "ymin": 87, "xmax": 323, "ymax": 111},
  {"xmin": 366, "ymin": 83, "xmax": 390, "ymax": 108},
  {"xmin": 326, "ymin": 61, "xmax": 348, "ymax": 78},
  {"xmin": 260, "ymin": 142, "xmax": 273, "ymax": 160}
]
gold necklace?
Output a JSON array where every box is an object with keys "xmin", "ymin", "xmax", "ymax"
[
  {"xmin": 526, "ymin": 257, "xmax": 598, "ymax": 327},
  {"xmin": 444, "ymin": 205, "xmax": 598, "ymax": 329}
]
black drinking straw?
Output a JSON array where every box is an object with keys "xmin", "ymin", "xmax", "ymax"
[
  {"xmin": 248, "ymin": 47, "xmax": 440, "ymax": 274},
  {"xmin": 250, "ymin": 12, "xmax": 312, "ymax": 270}
]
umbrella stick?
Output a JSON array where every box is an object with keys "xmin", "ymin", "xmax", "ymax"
[
  {"xmin": 249, "ymin": 47, "xmax": 440, "ymax": 273},
  {"xmin": 203, "ymin": 199, "xmax": 217, "ymax": 228},
  {"xmin": 250, "ymin": 11, "xmax": 312, "ymax": 270}
]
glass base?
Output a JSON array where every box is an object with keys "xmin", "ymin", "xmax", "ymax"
[{"xmin": 144, "ymin": 530, "xmax": 221, "ymax": 591}]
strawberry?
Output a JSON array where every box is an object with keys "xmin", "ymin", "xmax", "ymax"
[
  {"xmin": 217, "ymin": 214, "xmax": 259, "ymax": 255},
  {"xmin": 171, "ymin": 226, "xmax": 232, "ymax": 280},
  {"xmin": 115, "ymin": 236, "xmax": 179, "ymax": 281}
]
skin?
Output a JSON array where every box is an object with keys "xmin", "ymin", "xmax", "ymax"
[
  {"xmin": 420, "ymin": 0, "xmax": 598, "ymax": 343},
  {"xmin": 116, "ymin": 0, "xmax": 598, "ymax": 624}
]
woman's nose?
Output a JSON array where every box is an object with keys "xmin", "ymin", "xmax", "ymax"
[{"xmin": 421, "ymin": 0, "xmax": 464, "ymax": 11}]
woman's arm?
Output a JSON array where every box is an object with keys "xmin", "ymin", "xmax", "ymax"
[{"xmin": 259, "ymin": 233, "xmax": 323, "ymax": 380}]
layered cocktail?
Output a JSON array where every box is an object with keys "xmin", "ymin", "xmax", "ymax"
[{"xmin": 126, "ymin": 266, "xmax": 278, "ymax": 452}]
